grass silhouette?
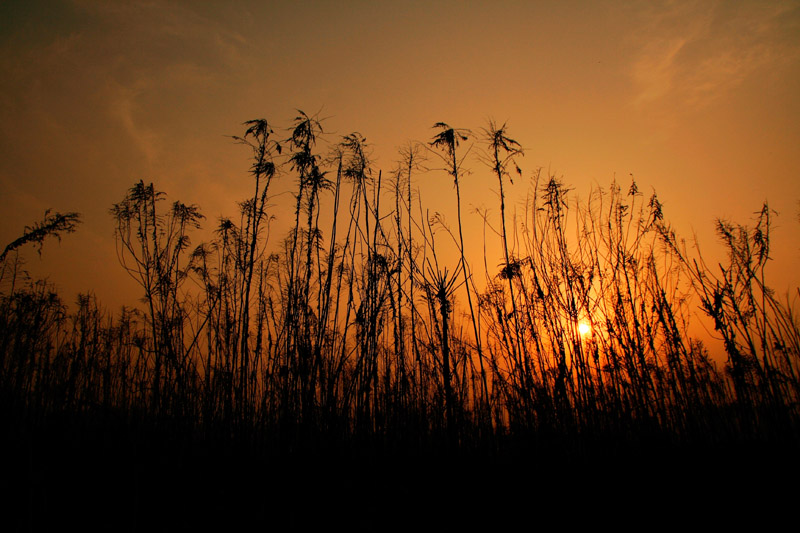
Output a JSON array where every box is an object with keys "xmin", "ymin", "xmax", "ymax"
[{"xmin": 1, "ymin": 113, "xmax": 798, "ymax": 529}]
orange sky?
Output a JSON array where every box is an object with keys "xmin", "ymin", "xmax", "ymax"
[{"xmin": 2, "ymin": 0, "xmax": 799, "ymax": 321}]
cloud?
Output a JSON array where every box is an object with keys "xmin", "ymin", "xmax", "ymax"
[
  {"xmin": 630, "ymin": 1, "xmax": 800, "ymax": 110},
  {"xmin": 105, "ymin": 80, "xmax": 161, "ymax": 165},
  {"xmin": 1, "ymin": 1, "xmax": 255, "ymax": 165},
  {"xmin": 631, "ymin": 37, "xmax": 689, "ymax": 106}
]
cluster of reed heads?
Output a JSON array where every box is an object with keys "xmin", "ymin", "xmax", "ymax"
[{"xmin": 2, "ymin": 113, "xmax": 798, "ymax": 456}]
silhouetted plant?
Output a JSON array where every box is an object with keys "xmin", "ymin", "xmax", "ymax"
[
  {"xmin": 480, "ymin": 120, "xmax": 524, "ymax": 410},
  {"xmin": 231, "ymin": 118, "xmax": 281, "ymax": 422},
  {"xmin": 428, "ymin": 123, "xmax": 487, "ymax": 417},
  {"xmin": 659, "ymin": 203, "xmax": 800, "ymax": 426},
  {"xmin": 0, "ymin": 210, "xmax": 81, "ymax": 264},
  {"xmin": 110, "ymin": 180, "xmax": 203, "ymax": 415},
  {"xmin": 3, "ymin": 113, "xmax": 799, "ymax": 529}
]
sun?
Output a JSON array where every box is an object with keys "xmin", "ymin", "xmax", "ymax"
[{"xmin": 578, "ymin": 322, "xmax": 592, "ymax": 337}]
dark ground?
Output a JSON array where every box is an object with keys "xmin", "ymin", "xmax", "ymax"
[{"xmin": 3, "ymin": 412, "xmax": 797, "ymax": 531}]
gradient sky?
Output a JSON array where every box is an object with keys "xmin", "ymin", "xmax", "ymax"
[{"xmin": 2, "ymin": 0, "xmax": 799, "ymax": 315}]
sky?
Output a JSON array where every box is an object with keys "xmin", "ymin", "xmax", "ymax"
[{"xmin": 1, "ymin": 0, "xmax": 799, "ymax": 317}]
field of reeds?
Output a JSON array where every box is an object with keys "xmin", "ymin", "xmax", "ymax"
[{"xmin": 2, "ymin": 114, "xmax": 798, "ymax": 529}]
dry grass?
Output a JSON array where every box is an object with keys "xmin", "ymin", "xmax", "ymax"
[{"xmin": 2, "ymin": 114, "xmax": 798, "ymax": 528}]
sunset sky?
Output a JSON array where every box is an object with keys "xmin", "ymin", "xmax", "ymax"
[{"xmin": 1, "ymin": 0, "xmax": 799, "ymax": 312}]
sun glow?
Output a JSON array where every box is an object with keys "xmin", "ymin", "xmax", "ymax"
[{"xmin": 578, "ymin": 322, "xmax": 592, "ymax": 337}]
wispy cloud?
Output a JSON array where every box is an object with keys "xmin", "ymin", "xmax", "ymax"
[
  {"xmin": 631, "ymin": 36, "xmax": 690, "ymax": 106},
  {"xmin": 1, "ymin": 1, "xmax": 254, "ymax": 165},
  {"xmin": 106, "ymin": 80, "xmax": 160, "ymax": 165},
  {"xmin": 630, "ymin": 0, "xmax": 800, "ymax": 110}
]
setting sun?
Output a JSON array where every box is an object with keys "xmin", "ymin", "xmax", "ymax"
[{"xmin": 578, "ymin": 322, "xmax": 592, "ymax": 337}]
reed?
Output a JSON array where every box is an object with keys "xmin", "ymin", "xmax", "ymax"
[{"xmin": 2, "ymin": 111, "xmax": 798, "ymax": 527}]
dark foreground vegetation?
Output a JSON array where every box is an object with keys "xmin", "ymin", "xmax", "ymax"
[{"xmin": 2, "ymin": 114, "xmax": 798, "ymax": 529}]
